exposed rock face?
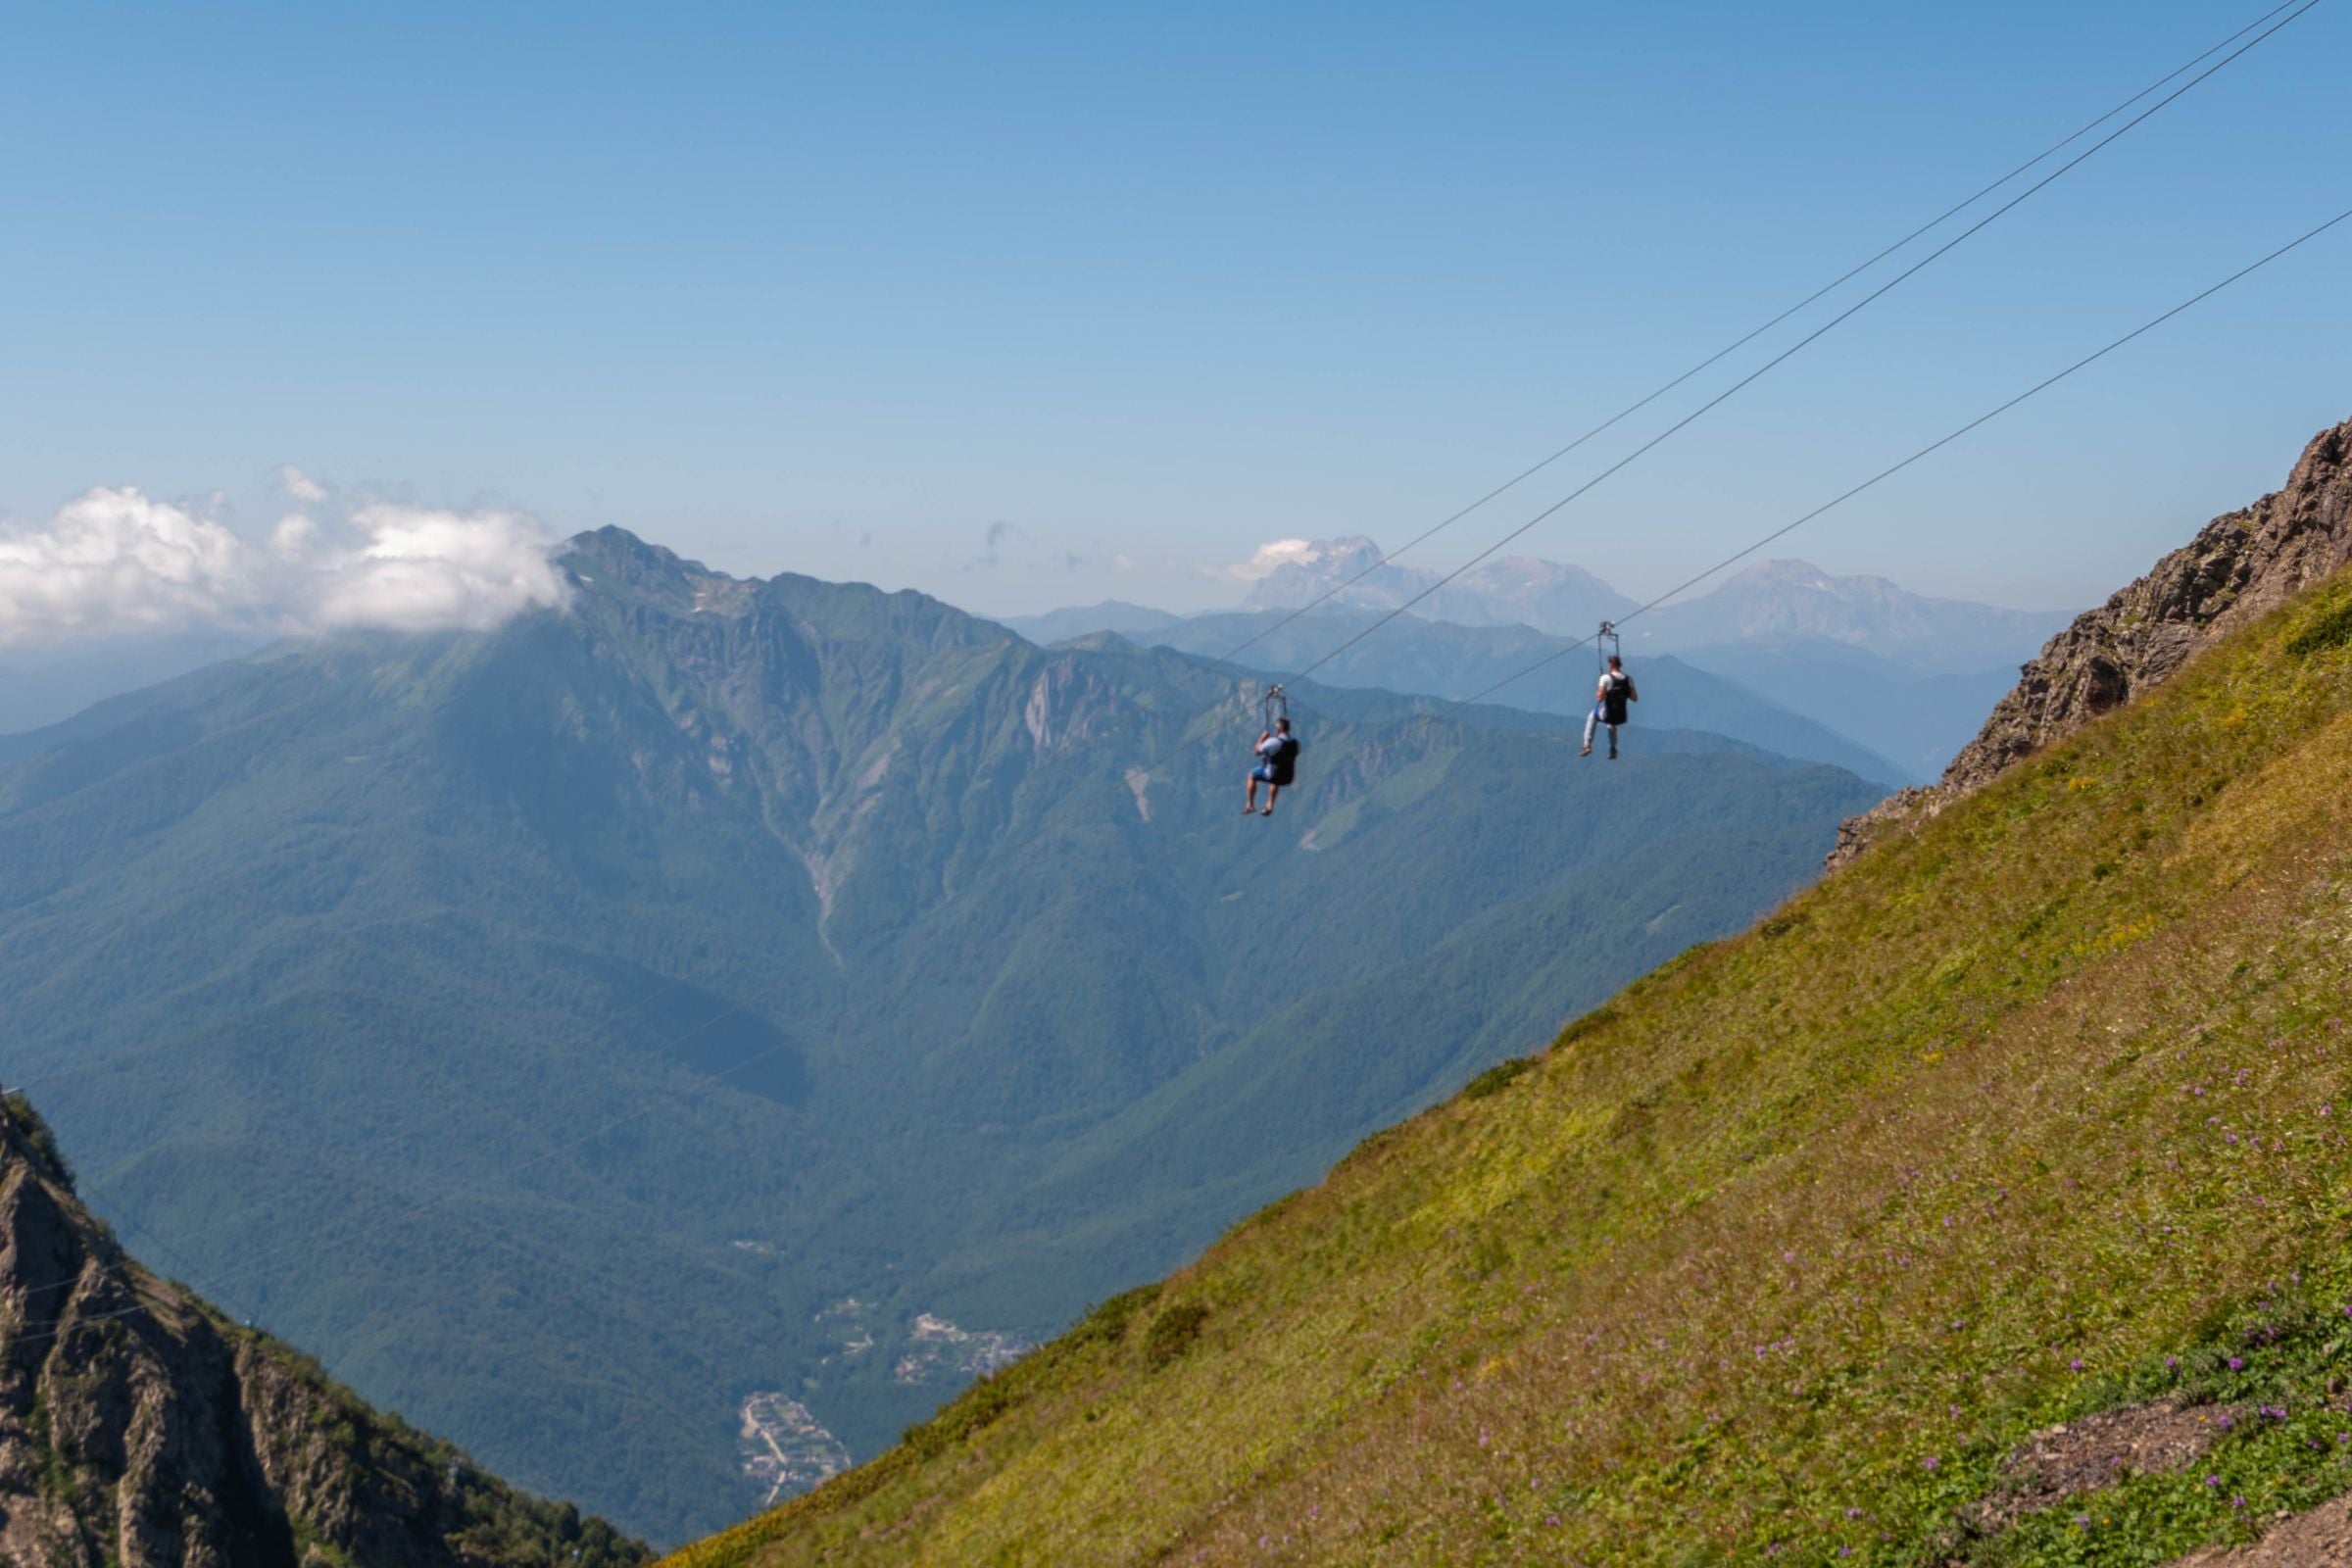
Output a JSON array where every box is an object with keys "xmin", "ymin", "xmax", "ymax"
[
  {"xmin": 0, "ymin": 1094, "xmax": 648, "ymax": 1568},
  {"xmin": 1831, "ymin": 417, "xmax": 2352, "ymax": 867}
]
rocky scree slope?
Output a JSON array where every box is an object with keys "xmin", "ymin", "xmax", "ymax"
[
  {"xmin": 662, "ymin": 461, "xmax": 2352, "ymax": 1563},
  {"xmin": 0, "ymin": 1093, "xmax": 646, "ymax": 1568},
  {"xmin": 1834, "ymin": 416, "xmax": 2352, "ymax": 864}
]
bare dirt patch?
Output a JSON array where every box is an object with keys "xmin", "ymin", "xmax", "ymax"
[
  {"xmin": 2164, "ymin": 1494, "xmax": 2352, "ymax": 1566},
  {"xmin": 1967, "ymin": 1398, "xmax": 2226, "ymax": 1532}
]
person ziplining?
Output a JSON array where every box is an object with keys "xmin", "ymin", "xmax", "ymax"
[
  {"xmin": 1245, "ymin": 685, "xmax": 1300, "ymax": 816},
  {"xmin": 1581, "ymin": 624, "xmax": 1637, "ymax": 760}
]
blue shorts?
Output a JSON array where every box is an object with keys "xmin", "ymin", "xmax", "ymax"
[{"xmin": 1250, "ymin": 762, "xmax": 1278, "ymax": 783}]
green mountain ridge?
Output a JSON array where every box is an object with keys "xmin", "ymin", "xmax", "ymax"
[
  {"xmin": 668, "ymin": 442, "xmax": 2352, "ymax": 1564},
  {"xmin": 0, "ymin": 529, "xmax": 1876, "ymax": 1544}
]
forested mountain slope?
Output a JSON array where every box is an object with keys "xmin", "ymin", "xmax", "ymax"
[
  {"xmin": 673, "ymin": 469, "xmax": 2352, "ymax": 1564},
  {"xmin": 0, "ymin": 530, "xmax": 1874, "ymax": 1543},
  {"xmin": 0, "ymin": 1093, "xmax": 646, "ymax": 1568}
]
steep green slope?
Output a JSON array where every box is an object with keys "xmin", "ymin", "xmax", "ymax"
[
  {"xmin": 0, "ymin": 530, "xmax": 1874, "ymax": 1542},
  {"xmin": 669, "ymin": 562, "xmax": 2352, "ymax": 1565}
]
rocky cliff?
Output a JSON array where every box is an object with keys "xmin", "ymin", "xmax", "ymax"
[
  {"xmin": 1832, "ymin": 416, "xmax": 2352, "ymax": 866},
  {"xmin": 0, "ymin": 1093, "xmax": 647, "ymax": 1568}
]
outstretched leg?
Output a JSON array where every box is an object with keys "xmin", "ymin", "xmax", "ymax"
[
  {"xmin": 1607, "ymin": 724, "xmax": 1620, "ymax": 760},
  {"xmin": 1581, "ymin": 705, "xmax": 1599, "ymax": 758},
  {"xmin": 1244, "ymin": 775, "xmax": 1259, "ymax": 813},
  {"xmin": 1262, "ymin": 784, "xmax": 1279, "ymax": 816}
]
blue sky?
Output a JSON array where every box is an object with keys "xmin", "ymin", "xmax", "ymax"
[{"xmin": 4, "ymin": 0, "xmax": 2347, "ymax": 620}]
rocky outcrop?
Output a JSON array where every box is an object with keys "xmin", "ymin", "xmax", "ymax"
[
  {"xmin": 0, "ymin": 1094, "xmax": 648, "ymax": 1568},
  {"xmin": 1830, "ymin": 416, "xmax": 2352, "ymax": 867},
  {"xmin": 2162, "ymin": 1493, "xmax": 2352, "ymax": 1566}
]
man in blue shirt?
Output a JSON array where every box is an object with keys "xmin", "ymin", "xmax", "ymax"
[{"xmin": 1245, "ymin": 717, "xmax": 1299, "ymax": 816}]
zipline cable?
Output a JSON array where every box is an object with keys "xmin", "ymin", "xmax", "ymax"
[
  {"xmin": 1273, "ymin": 0, "xmax": 2324, "ymax": 694},
  {"xmin": 1188, "ymin": 0, "xmax": 2313, "ymax": 678},
  {"xmin": 1260, "ymin": 201, "xmax": 2352, "ymax": 821},
  {"xmin": 1123, "ymin": 0, "xmax": 2322, "ymax": 787}
]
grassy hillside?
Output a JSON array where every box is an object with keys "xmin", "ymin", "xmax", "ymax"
[{"xmin": 667, "ymin": 563, "xmax": 2352, "ymax": 1565}]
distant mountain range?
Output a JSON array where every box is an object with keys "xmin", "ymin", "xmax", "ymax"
[
  {"xmin": 1241, "ymin": 536, "xmax": 1631, "ymax": 641},
  {"xmin": 1004, "ymin": 555, "xmax": 2069, "ymax": 783},
  {"xmin": 5, "ymin": 547, "xmax": 2060, "ymax": 787},
  {"xmin": 0, "ymin": 527, "xmax": 1877, "ymax": 1544},
  {"xmin": 1085, "ymin": 609, "xmax": 1913, "ymax": 787},
  {"xmin": 1219, "ymin": 539, "xmax": 2070, "ymax": 674}
]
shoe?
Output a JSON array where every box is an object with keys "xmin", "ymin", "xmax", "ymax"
[
  {"xmin": 1261, "ymin": 807, "xmax": 1273, "ymax": 816},
  {"xmin": 1608, "ymin": 747, "xmax": 1619, "ymax": 760},
  {"xmin": 1579, "ymin": 744, "xmax": 1592, "ymax": 758}
]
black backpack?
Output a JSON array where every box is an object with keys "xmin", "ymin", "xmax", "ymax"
[
  {"xmin": 1601, "ymin": 672, "xmax": 1633, "ymax": 725},
  {"xmin": 1266, "ymin": 734, "xmax": 1298, "ymax": 786}
]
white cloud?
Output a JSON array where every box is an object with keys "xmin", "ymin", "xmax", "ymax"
[
  {"xmin": 1211, "ymin": 537, "xmax": 1325, "ymax": 583},
  {"xmin": 278, "ymin": 465, "xmax": 329, "ymax": 504},
  {"xmin": 0, "ymin": 488, "xmax": 261, "ymax": 648},
  {"xmin": 304, "ymin": 503, "xmax": 569, "ymax": 632},
  {"xmin": 0, "ymin": 480, "xmax": 569, "ymax": 649},
  {"xmin": 270, "ymin": 514, "xmax": 318, "ymax": 559}
]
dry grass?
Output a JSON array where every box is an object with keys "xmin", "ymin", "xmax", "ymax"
[{"xmin": 666, "ymin": 569, "xmax": 2352, "ymax": 1566}]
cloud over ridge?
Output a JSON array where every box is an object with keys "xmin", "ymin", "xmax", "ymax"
[
  {"xmin": 1213, "ymin": 538, "xmax": 1328, "ymax": 582},
  {"xmin": 0, "ymin": 476, "xmax": 570, "ymax": 650}
]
